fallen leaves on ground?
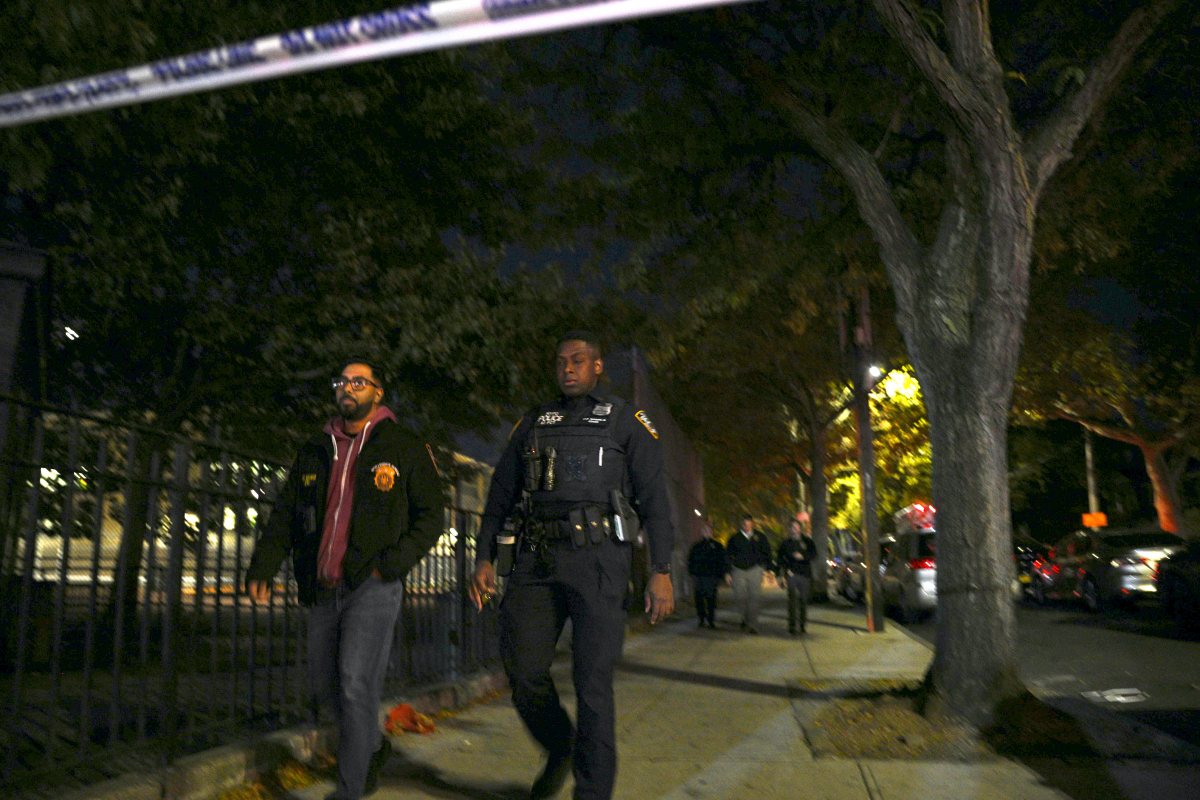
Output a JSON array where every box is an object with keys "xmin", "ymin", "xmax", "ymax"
[
  {"xmin": 808, "ymin": 694, "xmax": 992, "ymax": 760},
  {"xmin": 385, "ymin": 702, "xmax": 437, "ymax": 735}
]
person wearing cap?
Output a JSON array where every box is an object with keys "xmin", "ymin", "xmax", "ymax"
[{"xmin": 470, "ymin": 331, "xmax": 675, "ymax": 800}]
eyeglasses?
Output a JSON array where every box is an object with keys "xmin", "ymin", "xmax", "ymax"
[{"xmin": 331, "ymin": 376, "xmax": 380, "ymax": 391}]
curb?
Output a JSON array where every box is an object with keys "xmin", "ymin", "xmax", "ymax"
[{"xmin": 61, "ymin": 669, "xmax": 509, "ymax": 800}]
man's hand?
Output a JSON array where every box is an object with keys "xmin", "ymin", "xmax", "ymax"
[
  {"xmin": 724, "ymin": 574, "xmax": 733, "ymax": 588},
  {"xmin": 246, "ymin": 579, "xmax": 272, "ymax": 604},
  {"xmin": 469, "ymin": 561, "xmax": 497, "ymax": 611},
  {"xmin": 644, "ymin": 573, "xmax": 674, "ymax": 624}
]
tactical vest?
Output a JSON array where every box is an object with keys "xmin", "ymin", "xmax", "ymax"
[{"xmin": 524, "ymin": 397, "xmax": 628, "ymax": 516}]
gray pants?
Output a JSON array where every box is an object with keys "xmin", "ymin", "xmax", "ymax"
[
  {"xmin": 730, "ymin": 565, "xmax": 764, "ymax": 628},
  {"xmin": 308, "ymin": 576, "xmax": 405, "ymax": 800}
]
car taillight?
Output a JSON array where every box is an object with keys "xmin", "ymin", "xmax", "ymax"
[{"xmin": 908, "ymin": 557, "xmax": 935, "ymax": 570}]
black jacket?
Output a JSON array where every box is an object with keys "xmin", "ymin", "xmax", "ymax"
[
  {"xmin": 776, "ymin": 536, "xmax": 816, "ymax": 578},
  {"xmin": 726, "ymin": 530, "xmax": 774, "ymax": 571},
  {"xmin": 246, "ymin": 416, "xmax": 444, "ymax": 605},
  {"xmin": 687, "ymin": 538, "xmax": 728, "ymax": 579}
]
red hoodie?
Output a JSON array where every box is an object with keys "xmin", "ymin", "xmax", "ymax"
[{"xmin": 317, "ymin": 404, "xmax": 398, "ymax": 585}]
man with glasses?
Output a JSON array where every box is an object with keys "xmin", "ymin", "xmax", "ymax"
[{"xmin": 246, "ymin": 359, "xmax": 443, "ymax": 800}]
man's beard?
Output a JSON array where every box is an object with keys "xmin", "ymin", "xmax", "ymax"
[{"xmin": 339, "ymin": 397, "xmax": 371, "ymax": 422}]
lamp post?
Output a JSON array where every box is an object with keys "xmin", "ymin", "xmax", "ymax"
[{"xmin": 844, "ymin": 285, "xmax": 885, "ymax": 633}]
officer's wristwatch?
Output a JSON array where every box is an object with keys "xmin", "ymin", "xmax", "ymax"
[{"xmin": 651, "ymin": 563, "xmax": 672, "ymax": 574}]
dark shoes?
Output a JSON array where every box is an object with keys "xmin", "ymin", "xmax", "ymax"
[
  {"xmin": 364, "ymin": 741, "xmax": 390, "ymax": 796},
  {"xmin": 530, "ymin": 749, "xmax": 573, "ymax": 799},
  {"xmin": 747, "ymin": 626, "xmax": 758, "ymax": 635}
]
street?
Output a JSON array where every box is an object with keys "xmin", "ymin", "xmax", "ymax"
[{"xmin": 904, "ymin": 600, "xmax": 1200, "ymax": 748}]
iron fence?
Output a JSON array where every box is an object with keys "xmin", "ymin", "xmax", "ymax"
[{"xmin": 0, "ymin": 395, "xmax": 500, "ymax": 797}]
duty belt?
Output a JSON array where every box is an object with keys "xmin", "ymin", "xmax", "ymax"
[{"xmin": 525, "ymin": 504, "xmax": 615, "ymax": 549}]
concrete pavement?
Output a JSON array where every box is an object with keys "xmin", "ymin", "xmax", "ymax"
[
  {"xmin": 286, "ymin": 587, "xmax": 1073, "ymax": 800},
  {"xmin": 70, "ymin": 586, "xmax": 1200, "ymax": 800}
]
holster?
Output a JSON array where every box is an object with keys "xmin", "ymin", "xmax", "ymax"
[{"xmin": 610, "ymin": 489, "xmax": 641, "ymax": 543}]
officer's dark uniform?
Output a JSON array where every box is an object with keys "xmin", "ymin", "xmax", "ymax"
[
  {"xmin": 776, "ymin": 535, "xmax": 816, "ymax": 634},
  {"xmin": 478, "ymin": 391, "xmax": 673, "ymax": 800}
]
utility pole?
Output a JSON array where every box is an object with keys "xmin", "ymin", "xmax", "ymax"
[
  {"xmin": 1084, "ymin": 428, "xmax": 1100, "ymax": 531},
  {"xmin": 844, "ymin": 286, "xmax": 885, "ymax": 633}
]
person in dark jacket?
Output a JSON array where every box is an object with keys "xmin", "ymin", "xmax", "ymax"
[
  {"xmin": 245, "ymin": 359, "xmax": 444, "ymax": 800},
  {"xmin": 776, "ymin": 519, "xmax": 817, "ymax": 634},
  {"xmin": 687, "ymin": 524, "xmax": 727, "ymax": 628},
  {"xmin": 725, "ymin": 514, "xmax": 773, "ymax": 634},
  {"xmin": 469, "ymin": 331, "xmax": 675, "ymax": 800}
]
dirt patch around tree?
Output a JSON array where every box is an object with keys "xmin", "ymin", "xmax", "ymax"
[{"xmin": 807, "ymin": 691, "xmax": 993, "ymax": 761}]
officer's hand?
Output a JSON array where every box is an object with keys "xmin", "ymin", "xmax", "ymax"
[
  {"xmin": 469, "ymin": 562, "xmax": 497, "ymax": 612},
  {"xmin": 645, "ymin": 574, "xmax": 674, "ymax": 624},
  {"xmin": 724, "ymin": 574, "xmax": 733, "ymax": 588},
  {"xmin": 246, "ymin": 579, "xmax": 272, "ymax": 605}
]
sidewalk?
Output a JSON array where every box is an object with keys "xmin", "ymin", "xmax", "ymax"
[{"xmin": 281, "ymin": 588, "xmax": 1089, "ymax": 800}]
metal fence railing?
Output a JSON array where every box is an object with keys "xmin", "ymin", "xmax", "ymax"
[{"xmin": 0, "ymin": 395, "xmax": 500, "ymax": 798}]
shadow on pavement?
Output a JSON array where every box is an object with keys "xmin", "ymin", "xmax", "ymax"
[
  {"xmin": 985, "ymin": 692, "xmax": 1161, "ymax": 800},
  {"xmin": 374, "ymin": 750, "xmax": 529, "ymax": 800},
  {"xmin": 616, "ymin": 660, "xmax": 792, "ymax": 699}
]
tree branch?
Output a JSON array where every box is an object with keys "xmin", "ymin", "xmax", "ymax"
[
  {"xmin": 742, "ymin": 62, "xmax": 924, "ymax": 319},
  {"xmin": 1023, "ymin": 0, "xmax": 1180, "ymax": 200},
  {"xmin": 869, "ymin": 0, "xmax": 993, "ymax": 140}
]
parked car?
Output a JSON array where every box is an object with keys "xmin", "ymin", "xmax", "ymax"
[
  {"xmin": 834, "ymin": 537, "xmax": 893, "ymax": 603},
  {"xmin": 1013, "ymin": 535, "xmax": 1052, "ymax": 601},
  {"xmin": 881, "ymin": 527, "xmax": 938, "ymax": 622},
  {"xmin": 1032, "ymin": 527, "xmax": 1184, "ymax": 612},
  {"xmin": 1156, "ymin": 539, "xmax": 1200, "ymax": 630}
]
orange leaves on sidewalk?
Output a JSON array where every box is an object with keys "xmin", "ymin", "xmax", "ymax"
[{"xmin": 384, "ymin": 702, "xmax": 437, "ymax": 735}]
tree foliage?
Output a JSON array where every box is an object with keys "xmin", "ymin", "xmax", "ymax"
[
  {"xmin": 0, "ymin": 1, "xmax": 570, "ymax": 455},
  {"xmin": 1017, "ymin": 162, "xmax": 1200, "ymax": 534}
]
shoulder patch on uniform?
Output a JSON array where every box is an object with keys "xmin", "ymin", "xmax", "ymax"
[
  {"xmin": 301, "ymin": 473, "xmax": 317, "ymax": 487},
  {"xmin": 372, "ymin": 462, "xmax": 398, "ymax": 491},
  {"xmin": 635, "ymin": 410, "xmax": 659, "ymax": 439},
  {"xmin": 424, "ymin": 443, "xmax": 442, "ymax": 478}
]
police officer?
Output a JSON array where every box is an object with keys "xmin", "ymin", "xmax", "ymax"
[
  {"xmin": 470, "ymin": 331, "xmax": 675, "ymax": 800},
  {"xmin": 776, "ymin": 518, "xmax": 816, "ymax": 634}
]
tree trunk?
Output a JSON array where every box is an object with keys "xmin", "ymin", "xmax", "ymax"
[
  {"xmin": 895, "ymin": 181, "xmax": 1033, "ymax": 723},
  {"xmin": 1140, "ymin": 443, "xmax": 1184, "ymax": 533},
  {"xmin": 920, "ymin": 362, "xmax": 1023, "ymax": 723}
]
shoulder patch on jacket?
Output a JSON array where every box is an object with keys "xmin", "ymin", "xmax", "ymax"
[
  {"xmin": 302, "ymin": 473, "xmax": 317, "ymax": 487},
  {"xmin": 372, "ymin": 462, "xmax": 398, "ymax": 492},
  {"xmin": 635, "ymin": 410, "xmax": 659, "ymax": 439}
]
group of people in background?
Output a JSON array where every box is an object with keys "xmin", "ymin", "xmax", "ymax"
[{"xmin": 687, "ymin": 514, "xmax": 817, "ymax": 636}]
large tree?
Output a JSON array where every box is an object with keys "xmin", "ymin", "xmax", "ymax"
[
  {"xmin": 739, "ymin": 0, "xmax": 1185, "ymax": 722},
  {"xmin": 496, "ymin": 0, "xmax": 1187, "ymax": 723}
]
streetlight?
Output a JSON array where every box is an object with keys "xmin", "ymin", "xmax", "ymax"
[{"xmin": 842, "ymin": 285, "xmax": 885, "ymax": 633}]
